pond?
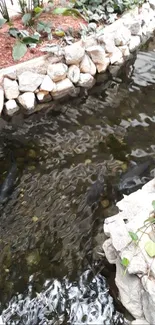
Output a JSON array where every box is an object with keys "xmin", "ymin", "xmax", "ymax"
[{"xmin": 0, "ymin": 34, "xmax": 155, "ymax": 324}]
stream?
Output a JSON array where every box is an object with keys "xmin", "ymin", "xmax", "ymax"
[{"xmin": 0, "ymin": 34, "xmax": 155, "ymax": 324}]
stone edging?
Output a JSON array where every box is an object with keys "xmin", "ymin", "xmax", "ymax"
[{"xmin": 0, "ymin": 0, "xmax": 155, "ymax": 118}]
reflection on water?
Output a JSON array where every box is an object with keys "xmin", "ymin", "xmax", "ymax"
[{"xmin": 0, "ymin": 35, "xmax": 155, "ymax": 324}]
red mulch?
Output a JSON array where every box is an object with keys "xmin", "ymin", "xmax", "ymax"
[{"xmin": 0, "ymin": 7, "xmax": 87, "ymax": 69}]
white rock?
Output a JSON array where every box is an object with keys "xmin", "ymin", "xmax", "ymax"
[
  {"xmin": 86, "ymin": 45, "xmax": 105, "ymax": 65},
  {"xmin": 18, "ymin": 71, "xmax": 44, "ymax": 92},
  {"xmin": 119, "ymin": 45, "xmax": 130, "ymax": 57},
  {"xmin": 51, "ymin": 78, "xmax": 74, "ymax": 99},
  {"xmin": 47, "ymin": 63, "xmax": 68, "ymax": 82},
  {"xmin": 109, "ymin": 47, "xmax": 123, "ymax": 64},
  {"xmin": 5, "ymin": 99, "xmax": 19, "ymax": 116},
  {"xmin": 18, "ymin": 92, "xmax": 36, "ymax": 113},
  {"xmin": 129, "ymin": 36, "xmax": 141, "ymax": 52},
  {"xmin": 0, "ymin": 87, "xmax": 4, "ymax": 115},
  {"xmin": 149, "ymin": 0, "xmax": 155, "ymax": 9},
  {"xmin": 101, "ymin": 37, "xmax": 116, "ymax": 54},
  {"xmin": 3, "ymin": 78, "xmax": 19, "ymax": 100},
  {"xmin": 142, "ymin": 276, "xmax": 155, "ymax": 323},
  {"xmin": 77, "ymin": 73, "xmax": 95, "ymax": 89},
  {"xmin": 64, "ymin": 41, "xmax": 85, "ymax": 65},
  {"xmin": 102, "ymin": 238, "xmax": 117, "ymax": 264},
  {"xmin": 80, "ymin": 54, "xmax": 96, "ymax": 76},
  {"xmin": 40, "ymin": 75, "xmax": 55, "ymax": 92},
  {"xmin": 115, "ymin": 259, "xmax": 144, "ymax": 319},
  {"xmin": 83, "ymin": 36, "xmax": 98, "ymax": 49},
  {"xmin": 36, "ymin": 90, "xmax": 52, "ymax": 102},
  {"xmin": 120, "ymin": 244, "xmax": 148, "ymax": 275},
  {"xmin": 67, "ymin": 65, "xmax": 80, "ymax": 84},
  {"xmin": 104, "ymin": 216, "xmax": 131, "ymax": 252},
  {"xmin": 4, "ymin": 70, "xmax": 17, "ymax": 80},
  {"xmin": 96, "ymin": 57, "xmax": 110, "ymax": 73},
  {"xmin": 131, "ymin": 319, "xmax": 149, "ymax": 325},
  {"xmin": 128, "ymin": 20, "xmax": 142, "ymax": 36},
  {"xmin": 114, "ymin": 26, "xmax": 131, "ymax": 46}
]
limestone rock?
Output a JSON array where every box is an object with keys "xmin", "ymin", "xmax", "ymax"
[
  {"xmin": 80, "ymin": 54, "xmax": 96, "ymax": 76},
  {"xmin": 86, "ymin": 45, "xmax": 105, "ymax": 65},
  {"xmin": 77, "ymin": 73, "xmax": 95, "ymax": 89},
  {"xmin": 40, "ymin": 75, "xmax": 55, "ymax": 92},
  {"xmin": 120, "ymin": 244, "xmax": 148, "ymax": 275},
  {"xmin": 104, "ymin": 216, "xmax": 131, "ymax": 251},
  {"xmin": 115, "ymin": 259, "xmax": 144, "ymax": 319},
  {"xmin": 3, "ymin": 78, "xmax": 19, "ymax": 100},
  {"xmin": 64, "ymin": 41, "xmax": 85, "ymax": 65},
  {"xmin": 5, "ymin": 99, "xmax": 19, "ymax": 116},
  {"xmin": 47, "ymin": 63, "xmax": 68, "ymax": 82},
  {"xmin": 129, "ymin": 36, "xmax": 141, "ymax": 52},
  {"xmin": 67, "ymin": 65, "xmax": 80, "ymax": 84},
  {"xmin": 51, "ymin": 78, "xmax": 74, "ymax": 99},
  {"xmin": 102, "ymin": 238, "xmax": 117, "ymax": 264},
  {"xmin": 18, "ymin": 71, "xmax": 44, "ymax": 92},
  {"xmin": 36, "ymin": 90, "xmax": 52, "ymax": 103},
  {"xmin": 119, "ymin": 45, "xmax": 130, "ymax": 58},
  {"xmin": 0, "ymin": 87, "xmax": 4, "ymax": 115},
  {"xmin": 109, "ymin": 47, "xmax": 123, "ymax": 64},
  {"xmin": 96, "ymin": 57, "xmax": 110, "ymax": 73},
  {"xmin": 114, "ymin": 26, "xmax": 131, "ymax": 46},
  {"xmin": 18, "ymin": 92, "xmax": 36, "ymax": 114}
]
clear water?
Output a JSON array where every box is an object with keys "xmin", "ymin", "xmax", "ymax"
[{"xmin": 0, "ymin": 34, "xmax": 155, "ymax": 324}]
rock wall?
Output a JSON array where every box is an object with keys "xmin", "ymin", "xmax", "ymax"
[
  {"xmin": 0, "ymin": 0, "xmax": 155, "ymax": 118},
  {"xmin": 102, "ymin": 178, "xmax": 155, "ymax": 324}
]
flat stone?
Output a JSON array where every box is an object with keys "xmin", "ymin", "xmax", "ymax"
[
  {"xmin": 96, "ymin": 57, "xmax": 110, "ymax": 73},
  {"xmin": 129, "ymin": 36, "xmax": 141, "ymax": 52},
  {"xmin": 18, "ymin": 71, "xmax": 44, "ymax": 92},
  {"xmin": 80, "ymin": 54, "xmax": 96, "ymax": 76},
  {"xmin": 36, "ymin": 90, "xmax": 52, "ymax": 103},
  {"xmin": 51, "ymin": 78, "xmax": 74, "ymax": 99},
  {"xmin": 114, "ymin": 26, "xmax": 131, "ymax": 46},
  {"xmin": 47, "ymin": 63, "xmax": 68, "ymax": 82},
  {"xmin": 109, "ymin": 47, "xmax": 123, "ymax": 64},
  {"xmin": 67, "ymin": 65, "xmax": 80, "ymax": 84},
  {"xmin": 5, "ymin": 99, "xmax": 20, "ymax": 116},
  {"xmin": 3, "ymin": 77, "xmax": 19, "ymax": 100},
  {"xmin": 40, "ymin": 75, "xmax": 55, "ymax": 92},
  {"xmin": 18, "ymin": 92, "xmax": 36, "ymax": 114},
  {"xmin": 77, "ymin": 73, "xmax": 95, "ymax": 89},
  {"xmin": 119, "ymin": 45, "xmax": 130, "ymax": 57},
  {"xmin": 0, "ymin": 87, "xmax": 4, "ymax": 115},
  {"xmin": 86, "ymin": 45, "xmax": 105, "ymax": 65},
  {"xmin": 64, "ymin": 41, "xmax": 85, "ymax": 65}
]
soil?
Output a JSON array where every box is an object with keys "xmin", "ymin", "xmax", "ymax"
[{"xmin": 0, "ymin": 4, "xmax": 87, "ymax": 69}]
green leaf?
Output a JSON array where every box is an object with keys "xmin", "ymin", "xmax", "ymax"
[
  {"xmin": 121, "ymin": 257, "xmax": 129, "ymax": 268},
  {"xmin": 8, "ymin": 27, "xmax": 19, "ymax": 38},
  {"xmin": 22, "ymin": 13, "xmax": 32, "ymax": 26},
  {"xmin": 128, "ymin": 231, "xmax": 138, "ymax": 242},
  {"xmin": 152, "ymin": 200, "xmax": 155, "ymax": 210},
  {"xmin": 12, "ymin": 41, "xmax": 27, "ymax": 61},
  {"xmin": 34, "ymin": 6, "xmax": 43, "ymax": 14},
  {"xmin": 22, "ymin": 35, "xmax": 40, "ymax": 44},
  {"xmin": 0, "ymin": 18, "xmax": 7, "ymax": 28},
  {"xmin": 37, "ymin": 21, "xmax": 51, "ymax": 34},
  {"xmin": 145, "ymin": 240, "xmax": 155, "ymax": 257},
  {"xmin": 53, "ymin": 7, "xmax": 81, "ymax": 17}
]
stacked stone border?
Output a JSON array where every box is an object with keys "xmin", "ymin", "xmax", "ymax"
[{"xmin": 0, "ymin": 0, "xmax": 155, "ymax": 118}]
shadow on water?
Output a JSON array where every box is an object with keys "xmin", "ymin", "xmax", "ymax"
[{"xmin": 0, "ymin": 34, "xmax": 155, "ymax": 324}]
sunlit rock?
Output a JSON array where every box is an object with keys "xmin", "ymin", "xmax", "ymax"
[
  {"xmin": 18, "ymin": 92, "xmax": 36, "ymax": 114},
  {"xmin": 80, "ymin": 54, "xmax": 96, "ymax": 76},
  {"xmin": 129, "ymin": 36, "xmax": 141, "ymax": 52},
  {"xmin": 0, "ymin": 87, "xmax": 4, "ymax": 115},
  {"xmin": 5, "ymin": 99, "xmax": 20, "ymax": 116},
  {"xmin": 86, "ymin": 45, "xmax": 106, "ymax": 65},
  {"xmin": 67, "ymin": 65, "xmax": 80, "ymax": 84},
  {"xmin": 64, "ymin": 41, "xmax": 85, "ymax": 65},
  {"xmin": 119, "ymin": 45, "xmax": 130, "ymax": 58},
  {"xmin": 77, "ymin": 73, "xmax": 95, "ymax": 88},
  {"xmin": 18, "ymin": 71, "xmax": 44, "ymax": 92},
  {"xmin": 36, "ymin": 90, "xmax": 52, "ymax": 102},
  {"xmin": 51, "ymin": 78, "xmax": 74, "ymax": 99},
  {"xmin": 109, "ymin": 47, "xmax": 123, "ymax": 64},
  {"xmin": 47, "ymin": 63, "xmax": 68, "ymax": 82},
  {"xmin": 3, "ymin": 77, "xmax": 19, "ymax": 100},
  {"xmin": 96, "ymin": 57, "xmax": 110, "ymax": 73},
  {"xmin": 114, "ymin": 26, "xmax": 131, "ymax": 46},
  {"xmin": 40, "ymin": 75, "xmax": 55, "ymax": 92}
]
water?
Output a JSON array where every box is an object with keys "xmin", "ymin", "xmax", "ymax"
[{"xmin": 0, "ymin": 34, "xmax": 155, "ymax": 324}]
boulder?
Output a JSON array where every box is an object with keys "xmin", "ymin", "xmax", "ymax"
[
  {"xmin": 40, "ymin": 75, "xmax": 55, "ymax": 92},
  {"xmin": 80, "ymin": 54, "xmax": 96, "ymax": 76},
  {"xmin": 5, "ymin": 99, "xmax": 20, "ymax": 116},
  {"xmin": 77, "ymin": 73, "xmax": 95, "ymax": 89},
  {"xmin": 129, "ymin": 36, "xmax": 141, "ymax": 52},
  {"xmin": 86, "ymin": 45, "xmax": 105, "ymax": 65},
  {"xmin": 3, "ymin": 78, "xmax": 19, "ymax": 100},
  {"xmin": 18, "ymin": 71, "xmax": 44, "ymax": 92},
  {"xmin": 47, "ymin": 63, "xmax": 68, "ymax": 82},
  {"xmin": 51, "ymin": 78, "xmax": 74, "ymax": 99},
  {"xmin": 0, "ymin": 87, "xmax": 4, "ymax": 115},
  {"xmin": 67, "ymin": 65, "xmax": 80, "ymax": 84},
  {"xmin": 18, "ymin": 92, "xmax": 36, "ymax": 114},
  {"xmin": 64, "ymin": 41, "xmax": 85, "ymax": 65}
]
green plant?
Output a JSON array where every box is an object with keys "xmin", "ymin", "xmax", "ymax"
[{"xmin": 0, "ymin": 0, "xmax": 10, "ymax": 21}]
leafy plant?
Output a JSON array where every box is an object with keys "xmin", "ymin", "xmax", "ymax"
[{"xmin": 0, "ymin": 17, "xmax": 6, "ymax": 28}]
